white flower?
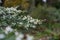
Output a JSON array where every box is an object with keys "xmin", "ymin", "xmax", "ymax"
[
  {"xmin": 38, "ymin": 20, "xmax": 42, "ymax": 24},
  {"xmin": 29, "ymin": 19, "xmax": 35, "ymax": 23},
  {"xmin": 32, "ymin": 25, "xmax": 36, "ymax": 28},
  {"xmin": 29, "ymin": 17, "xmax": 33, "ymax": 20},
  {"xmin": 15, "ymin": 31, "xmax": 19, "ymax": 36},
  {"xmin": 16, "ymin": 37, "xmax": 22, "ymax": 40},
  {"xmin": 16, "ymin": 37, "xmax": 20, "ymax": 40},
  {"xmin": 18, "ymin": 34, "xmax": 24, "ymax": 39},
  {"xmin": 0, "ymin": 34, "xmax": 5, "ymax": 39},
  {"xmin": 16, "ymin": 33, "xmax": 24, "ymax": 40},
  {"xmin": 27, "ymin": 15, "xmax": 31, "ymax": 18},
  {"xmin": 34, "ymin": 21, "xmax": 37, "ymax": 24},
  {"xmin": 17, "ymin": 10, "xmax": 22, "ymax": 13},
  {"xmin": 42, "ymin": 0, "xmax": 46, "ymax": 3},
  {"xmin": 19, "ymin": 22, "xmax": 23, "ymax": 25},
  {"xmin": 25, "ymin": 24, "xmax": 30, "ymax": 28},
  {"xmin": 27, "ymin": 17, "xmax": 33, "ymax": 21},
  {"xmin": 26, "ymin": 34, "xmax": 34, "ymax": 40},
  {"xmin": 6, "ymin": 7, "xmax": 17, "ymax": 13},
  {"xmin": 4, "ymin": 26, "xmax": 13, "ymax": 34},
  {"xmin": 6, "ymin": 7, "xmax": 23, "ymax": 13},
  {"xmin": 12, "ymin": 23, "xmax": 16, "ymax": 25},
  {"xmin": 3, "ymin": 15, "xmax": 5, "ymax": 19},
  {"xmin": 6, "ymin": 10, "xmax": 11, "ymax": 13},
  {"xmin": 34, "ymin": 19, "xmax": 40, "ymax": 24},
  {"xmin": 11, "ymin": 7, "xmax": 16, "ymax": 11},
  {"xmin": 6, "ymin": 7, "xmax": 16, "ymax": 11},
  {"xmin": 36, "ymin": 19, "xmax": 39, "ymax": 22},
  {"xmin": 22, "ymin": 16, "xmax": 27, "ymax": 20}
]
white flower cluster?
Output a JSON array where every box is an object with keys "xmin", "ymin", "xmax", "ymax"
[
  {"xmin": 2, "ymin": 26, "xmax": 34, "ymax": 40},
  {"xmin": 22, "ymin": 15, "xmax": 41, "ymax": 24},
  {"xmin": 26, "ymin": 34, "xmax": 34, "ymax": 40},
  {"xmin": 0, "ymin": 6, "xmax": 43, "ymax": 40},
  {"xmin": 0, "ymin": 7, "xmax": 43, "ymax": 29},
  {"xmin": 6, "ymin": 7, "xmax": 22, "ymax": 13},
  {"xmin": 0, "ymin": 34, "xmax": 5, "ymax": 39},
  {"xmin": 1, "ymin": 26, "xmax": 34, "ymax": 40},
  {"xmin": 0, "ymin": 7, "xmax": 5, "ymax": 15},
  {"xmin": 4, "ymin": 26, "xmax": 13, "ymax": 34},
  {"xmin": 15, "ymin": 31, "xmax": 34, "ymax": 40},
  {"xmin": 22, "ymin": 15, "xmax": 42, "ymax": 28},
  {"xmin": 15, "ymin": 33, "xmax": 34, "ymax": 40},
  {"xmin": 15, "ymin": 32, "xmax": 24, "ymax": 40}
]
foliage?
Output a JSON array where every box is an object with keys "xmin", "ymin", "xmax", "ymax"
[
  {"xmin": 0, "ymin": 6, "xmax": 43, "ymax": 40},
  {"xmin": 30, "ymin": 5, "xmax": 60, "ymax": 28},
  {"xmin": 3, "ymin": 0, "xmax": 30, "ymax": 10},
  {"xmin": 0, "ymin": 0, "xmax": 60, "ymax": 40},
  {"xmin": 0, "ymin": 6, "xmax": 42, "ymax": 30},
  {"xmin": 4, "ymin": 0, "xmax": 21, "ymax": 7}
]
